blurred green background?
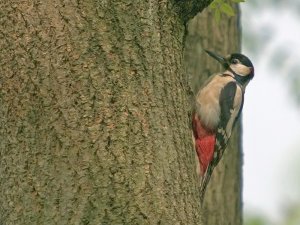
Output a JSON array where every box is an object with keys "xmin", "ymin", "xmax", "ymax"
[{"xmin": 241, "ymin": 0, "xmax": 300, "ymax": 224}]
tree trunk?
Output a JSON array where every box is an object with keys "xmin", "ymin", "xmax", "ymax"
[
  {"xmin": 184, "ymin": 5, "xmax": 243, "ymax": 225},
  {"xmin": 0, "ymin": 1, "xmax": 242, "ymax": 224},
  {"xmin": 0, "ymin": 1, "xmax": 209, "ymax": 224}
]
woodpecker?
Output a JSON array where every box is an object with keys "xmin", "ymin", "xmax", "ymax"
[{"xmin": 192, "ymin": 50, "xmax": 254, "ymax": 202}]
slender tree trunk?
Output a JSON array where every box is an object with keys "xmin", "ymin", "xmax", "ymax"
[{"xmin": 184, "ymin": 5, "xmax": 243, "ymax": 225}]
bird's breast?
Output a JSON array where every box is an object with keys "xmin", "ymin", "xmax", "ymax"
[{"xmin": 195, "ymin": 75, "xmax": 236, "ymax": 130}]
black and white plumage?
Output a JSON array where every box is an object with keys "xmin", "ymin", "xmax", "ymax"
[{"xmin": 192, "ymin": 50, "xmax": 254, "ymax": 202}]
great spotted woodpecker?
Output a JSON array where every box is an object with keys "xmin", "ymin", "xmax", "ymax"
[{"xmin": 192, "ymin": 50, "xmax": 254, "ymax": 202}]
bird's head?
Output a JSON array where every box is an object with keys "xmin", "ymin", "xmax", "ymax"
[{"xmin": 205, "ymin": 50, "xmax": 254, "ymax": 84}]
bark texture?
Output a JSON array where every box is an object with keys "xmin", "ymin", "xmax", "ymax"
[
  {"xmin": 184, "ymin": 6, "xmax": 243, "ymax": 225},
  {"xmin": 0, "ymin": 1, "xmax": 212, "ymax": 225}
]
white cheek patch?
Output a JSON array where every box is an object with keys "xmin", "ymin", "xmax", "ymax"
[{"xmin": 230, "ymin": 64, "xmax": 251, "ymax": 76}]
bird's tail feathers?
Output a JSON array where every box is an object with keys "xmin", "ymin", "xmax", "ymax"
[{"xmin": 200, "ymin": 164, "xmax": 214, "ymax": 203}]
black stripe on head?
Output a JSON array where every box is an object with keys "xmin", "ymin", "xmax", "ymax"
[{"xmin": 230, "ymin": 53, "xmax": 253, "ymax": 68}]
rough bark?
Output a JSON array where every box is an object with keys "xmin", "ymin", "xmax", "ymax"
[
  {"xmin": 0, "ymin": 1, "xmax": 213, "ymax": 225},
  {"xmin": 184, "ymin": 6, "xmax": 243, "ymax": 225}
]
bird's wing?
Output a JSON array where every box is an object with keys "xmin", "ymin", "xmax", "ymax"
[{"xmin": 214, "ymin": 81, "xmax": 243, "ymax": 164}]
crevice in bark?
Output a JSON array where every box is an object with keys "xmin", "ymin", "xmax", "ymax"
[{"xmin": 173, "ymin": 0, "xmax": 213, "ymax": 23}]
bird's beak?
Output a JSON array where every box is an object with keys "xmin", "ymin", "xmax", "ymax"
[{"xmin": 204, "ymin": 50, "xmax": 229, "ymax": 68}]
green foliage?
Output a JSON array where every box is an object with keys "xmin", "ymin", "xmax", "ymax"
[
  {"xmin": 244, "ymin": 213, "xmax": 271, "ymax": 225},
  {"xmin": 209, "ymin": 0, "xmax": 246, "ymax": 22},
  {"xmin": 245, "ymin": 204, "xmax": 300, "ymax": 225}
]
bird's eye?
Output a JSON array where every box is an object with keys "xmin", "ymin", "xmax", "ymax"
[{"xmin": 231, "ymin": 59, "xmax": 239, "ymax": 64}]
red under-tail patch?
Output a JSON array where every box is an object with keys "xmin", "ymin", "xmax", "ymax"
[{"xmin": 192, "ymin": 114, "xmax": 215, "ymax": 174}]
